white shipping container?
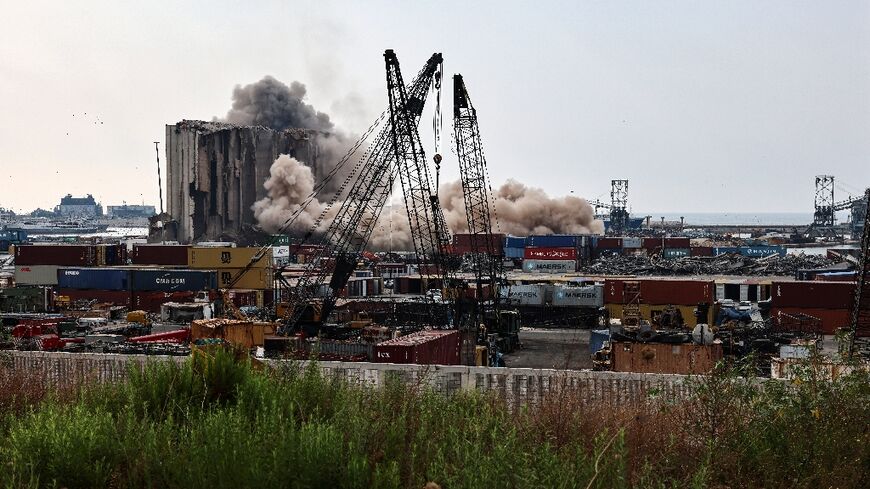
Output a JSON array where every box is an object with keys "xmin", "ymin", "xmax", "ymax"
[
  {"xmin": 522, "ymin": 259, "xmax": 575, "ymax": 273},
  {"xmin": 552, "ymin": 284, "xmax": 604, "ymax": 308},
  {"xmin": 499, "ymin": 284, "xmax": 549, "ymax": 306},
  {"xmin": 272, "ymin": 246, "xmax": 290, "ymax": 260},
  {"xmin": 14, "ymin": 265, "xmax": 60, "ymax": 285}
]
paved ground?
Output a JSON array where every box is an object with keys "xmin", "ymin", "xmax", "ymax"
[{"xmin": 503, "ymin": 328, "xmax": 593, "ymax": 370}]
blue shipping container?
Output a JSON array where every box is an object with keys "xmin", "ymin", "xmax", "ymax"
[
  {"xmin": 527, "ymin": 235, "xmax": 580, "ymax": 248},
  {"xmin": 131, "ymin": 269, "xmax": 217, "ymax": 292},
  {"xmin": 713, "ymin": 247, "xmax": 739, "ymax": 256},
  {"xmin": 504, "ymin": 247, "xmax": 525, "ymax": 259},
  {"xmin": 57, "ymin": 268, "xmax": 131, "ymax": 290},
  {"xmin": 738, "ymin": 246, "xmax": 786, "ymax": 258},
  {"xmin": 505, "ymin": 236, "xmax": 527, "ymax": 248}
]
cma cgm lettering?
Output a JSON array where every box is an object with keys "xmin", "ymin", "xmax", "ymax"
[{"xmin": 132, "ymin": 270, "xmax": 217, "ymax": 292}]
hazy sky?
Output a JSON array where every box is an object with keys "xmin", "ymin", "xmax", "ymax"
[{"xmin": 1, "ymin": 0, "xmax": 868, "ymax": 214}]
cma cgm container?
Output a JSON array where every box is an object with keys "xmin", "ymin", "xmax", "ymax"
[
  {"xmin": 373, "ymin": 330, "xmax": 461, "ymax": 365},
  {"xmin": 523, "ymin": 247, "xmax": 577, "ymax": 260},
  {"xmin": 523, "ymin": 259, "xmax": 575, "ymax": 273},
  {"xmin": 131, "ymin": 269, "xmax": 217, "ymax": 292},
  {"xmin": 771, "ymin": 281, "xmax": 853, "ymax": 310},
  {"xmin": 499, "ymin": 284, "xmax": 549, "ymax": 306},
  {"xmin": 188, "ymin": 247, "xmax": 271, "ymax": 269},
  {"xmin": 14, "ymin": 265, "xmax": 60, "ymax": 285},
  {"xmin": 57, "ymin": 268, "xmax": 131, "ymax": 290},
  {"xmin": 552, "ymin": 284, "xmax": 603, "ymax": 307},
  {"xmin": 526, "ymin": 235, "xmax": 584, "ymax": 248},
  {"xmin": 14, "ymin": 244, "xmax": 97, "ymax": 266},
  {"xmin": 131, "ymin": 244, "xmax": 190, "ymax": 266}
]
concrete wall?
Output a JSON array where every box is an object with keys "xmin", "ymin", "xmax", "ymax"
[{"xmin": 3, "ymin": 351, "xmax": 697, "ymax": 406}]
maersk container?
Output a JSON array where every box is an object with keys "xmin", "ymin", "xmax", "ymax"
[
  {"xmin": 522, "ymin": 259, "xmax": 575, "ymax": 273},
  {"xmin": 14, "ymin": 265, "xmax": 60, "ymax": 285},
  {"xmin": 499, "ymin": 284, "xmax": 549, "ymax": 306},
  {"xmin": 552, "ymin": 284, "xmax": 603, "ymax": 307},
  {"xmin": 57, "ymin": 268, "xmax": 131, "ymax": 290},
  {"xmin": 523, "ymin": 247, "xmax": 577, "ymax": 260},
  {"xmin": 132, "ymin": 244, "xmax": 190, "ymax": 266},
  {"xmin": 131, "ymin": 269, "xmax": 218, "ymax": 292},
  {"xmin": 505, "ymin": 236, "xmax": 527, "ymax": 248},
  {"xmin": 662, "ymin": 248, "xmax": 690, "ymax": 259},
  {"xmin": 738, "ymin": 245, "xmax": 785, "ymax": 258},
  {"xmin": 526, "ymin": 235, "xmax": 580, "ymax": 248}
]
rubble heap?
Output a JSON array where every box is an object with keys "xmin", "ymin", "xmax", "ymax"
[{"xmin": 579, "ymin": 252, "xmax": 839, "ymax": 277}]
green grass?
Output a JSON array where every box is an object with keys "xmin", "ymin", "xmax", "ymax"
[{"xmin": 0, "ymin": 350, "xmax": 867, "ymax": 488}]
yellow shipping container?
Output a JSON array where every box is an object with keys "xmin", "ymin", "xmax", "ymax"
[
  {"xmin": 188, "ymin": 247, "xmax": 271, "ymax": 269},
  {"xmin": 216, "ymin": 267, "xmax": 273, "ymax": 290},
  {"xmin": 191, "ymin": 319, "xmax": 266, "ymax": 349}
]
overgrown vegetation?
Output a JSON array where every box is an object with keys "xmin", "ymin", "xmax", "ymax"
[{"xmin": 0, "ymin": 350, "xmax": 868, "ymax": 488}]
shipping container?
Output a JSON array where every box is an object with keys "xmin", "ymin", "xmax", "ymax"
[
  {"xmin": 131, "ymin": 269, "xmax": 218, "ymax": 292},
  {"xmin": 14, "ymin": 265, "xmax": 60, "ymax": 285},
  {"xmin": 453, "ymin": 233, "xmax": 505, "ymax": 248},
  {"xmin": 738, "ymin": 245, "xmax": 786, "ymax": 258},
  {"xmin": 611, "ymin": 342, "xmax": 723, "ymax": 374},
  {"xmin": 216, "ymin": 268, "xmax": 272, "ymax": 290},
  {"xmin": 373, "ymin": 330, "xmax": 461, "ymax": 365},
  {"xmin": 191, "ymin": 319, "xmax": 266, "ymax": 349},
  {"xmin": 55, "ymin": 288, "xmax": 131, "ymax": 307},
  {"xmin": 771, "ymin": 307, "xmax": 851, "ymax": 335},
  {"xmin": 504, "ymin": 247, "xmax": 525, "ymax": 259},
  {"xmin": 622, "ymin": 237, "xmax": 642, "ymax": 249},
  {"xmin": 14, "ymin": 245, "xmax": 96, "ymax": 266},
  {"xmin": 664, "ymin": 237, "xmax": 690, "ymax": 248},
  {"xmin": 713, "ymin": 247, "xmax": 739, "ymax": 256},
  {"xmin": 771, "ymin": 281, "xmax": 853, "ymax": 310},
  {"xmin": 499, "ymin": 284, "xmax": 549, "ymax": 306},
  {"xmin": 690, "ymin": 246, "xmax": 714, "ymax": 257},
  {"xmin": 271, "ymin": 234, "xmax": 290, "ymax": 246},
  {"xmin": 640, "ymin": 279, "xmax": 714, "ymax": 306},
  {"xmin": 132, "ymin": 291, "xmax": 199, "ymax": 312},
  {"xmin": 522, "ymin": 259, "xmax": 575, "ymax": 273},
  {"xmin": 96, "ymin": 244, "xmax": 127, "ymax": 266},
  {"xmin": 597, "ymin": 237, "xmax": 623, "ymax": 249},
  {"xmin": 57, "ymin": 268, "xmax": 131, "ymax": 290},
  {"xmin": 188, "ymin": 247, "xmax": 271, "ymax": 269},
  {"xmin": 523, "ymin": 247, "xmax": 577, "ymax": 260},
  {"xmin": 131, "ymin": 244, "xmax": 190, "ymax": 266},
  {"xmin": 505, "ymin": 236, "xmax": 527, "ymax": 249},
  {"xmin": 604, "ymin": 278, "xmax": 626, "ymax": 304},
  {"xmin": 526, "ymin": 235, "xmax": 582, "ymax": 248},
  {"xmin": 552, "ymin": 284, "xmax": 603, "ymax": 307},
  {"xmin": 662, "ymin": 248, "xmax": 690, "ymax": 259},
  {"xmin": 272, "ymin": 246, "xmax": 290, "ymax": 261}
]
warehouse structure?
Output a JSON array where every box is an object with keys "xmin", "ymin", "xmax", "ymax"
[{"xmin": 163, "ymin": 120, "xmax": 323, "ymax": 244}]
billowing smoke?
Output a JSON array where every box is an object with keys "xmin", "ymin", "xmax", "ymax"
[
  {"xmin": 254, "ymin": 155, "xmax": 603, "ymax": 251},
  {"xmin": 219, "ymin": 76, "xmax": 356, "ymax": 197},
  {"xmin": 440, "ymin": 179, "xmax": 604, "ymax": 236}
]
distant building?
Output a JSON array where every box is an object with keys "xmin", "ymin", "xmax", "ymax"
[
  {"xmin": 55, "ymin": 194, "xmax": 102, "ymax": 218},
  {"xmin": 106, "ymin": 204, "xmax": 156, "ymax": 219}
]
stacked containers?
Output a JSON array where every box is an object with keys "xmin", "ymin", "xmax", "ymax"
[
  {"xmin": 131, "ymin": 244, "xmax": 190, "ymax": 266},
  {"xmin": 503, "ymin": 236, "xmax": 527, "ymax": 260},
  {"xmin": 373, "ymin": 330, "xmax": 461, "ymax": 365},
  {"xmin": 524, "ymin": 235, "xmax": 587, "ymax": 271},
  {"xmin": 13, "ymin": 244, "xmax": 123, "ymax": 285},
  {"xmin": 188, "ymin": 247, "xmax": 272, "ymax": 290},
  {"xmin": 770, "ymin": 281, "xmax": 854, "ymax": 334}
]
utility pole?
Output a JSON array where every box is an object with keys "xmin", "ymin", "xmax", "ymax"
[{"xmin": 154, "ymin": 142, "xmax": 163, "ymax": 214}]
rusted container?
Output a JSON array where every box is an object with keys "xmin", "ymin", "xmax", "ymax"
[
  {"xmin": 188, "ymin": 247, "xmax": 271, "ymax": 269},
  {"xmin": 191, "ymin": 319, "xmax": 265, "ymax": 349},
  {"xmin": 771, "ymin": 281, "xmax": 854, "ymax": 310},
  {"xmin": 665, "ymin": 237, "xmax": 690, "ymax": 248},
  {"xmin": 216, "ymin": 268, "xmax": 273, "ymax": 290},
  {"xmin": 131, "ymin": 291, "xmax": 199, "ymax": 312},
  {"xmin": 596, "ymin": 237, "xmax": 623, "ymax": 249},
  {"xmin": 131, "ymin": 244, "xmax": 190, "ymax": 266},
  {"xmin": 771, "ymin": 307, "xmax": 852, "ymax": 335},
  {"xmin": 14, "ymin": 265, "xmax": 60, "ymax": 285},
  {"xmin": 55, "ymin": 288, "xmax": 131, "ymax": 306},
  {"xmin": 14, "ymin": 245, "xmax": 97, "ymax": 266},
  {"xmin": 373, "ymin": 330, "xmax": 461, "ymax": 365},
  {"xmin": 690, "ymin": 246, "xmax": 714, "ymax": 257},
  {"xmin": 640, "ymin": 279, "xmax": 714, "ymax": 306},
  {"xmin": 523, "ymin": 247, "xmax": 577, "ymax": 260},
  {"xmin": 611, "ymin": 341, "xmax": 723, "ymax": 374}
]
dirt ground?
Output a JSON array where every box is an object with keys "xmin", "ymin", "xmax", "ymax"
[{"xmin": 503, "ymin": 328, "xmax": 593, "ymax": 370}]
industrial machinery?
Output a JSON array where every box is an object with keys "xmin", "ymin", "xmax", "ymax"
[{"xmin": 849, "ymin": 188, "xmax": 870, "ymax": 358}]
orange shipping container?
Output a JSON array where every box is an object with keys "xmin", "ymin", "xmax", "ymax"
[
  {"xmin": 190, "ymin": 319, "xmax": 266, "ymax": 349},
  {"xmin": 611, "ymin": 342, "xmax": 722, "ymax": 374}
]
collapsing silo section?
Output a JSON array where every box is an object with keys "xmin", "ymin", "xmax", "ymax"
[{"xmin": 163, "ymin": 120, "xmax": 320, "ymax": 244}]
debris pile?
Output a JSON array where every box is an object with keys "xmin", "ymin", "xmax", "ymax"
[{"xmin": 579, "ymin": 252, "xmax": 838, "ymax": 276}]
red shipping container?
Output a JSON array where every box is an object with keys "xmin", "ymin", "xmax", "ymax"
[
  {"xmin": 55, "ymin": 288, "xmax": 131, "ymax": 306},
  {"xmin": 14, "ymin": 245, "xmax": 97, "ymax": 266},
  {"xmin": 690, "ymin": 247, "xmax": 714, "ymax": 257},
  {"xmin": 373, "ymin": 330, "xmax": 461, "ymax": 365},
  {"xmin": 524, "ymin": 247, "xmax": 577, "ymax": 260},
  {"xmin": 640, "ymin": 279, "xmax": 714, "ymax": 306},
  {"xmin": 596, "ymin": 237, "xmax": 623, "ymax": 249},
  {"xmin": 771, "ymin": 307, "xmax": 852, "ymax": 335},
  {"xmin": 771, "ymin": 281, "xmax": 854, "ymax": 310},
  {"xmin": 665, "ymin": 237, "xmax": 690, "ymax": 248},
  {"xmin": 132, "ymin": 290, "xmax": 198, "ymax": 312},
  {"xmin": 604, "ymin": 278, "xmax": 626, "ymax": 304},
  {"xmin": 453, "ymin": 233, "xmax": 505, "ymax": 247},
  {"xmin": 132, "ymin": 244, "xmax": 190, "ymax": 266}
]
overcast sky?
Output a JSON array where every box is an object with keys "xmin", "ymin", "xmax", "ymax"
[{"xmin": 1, "ymin": 0, "xmax": 868, "ymax": 214}]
